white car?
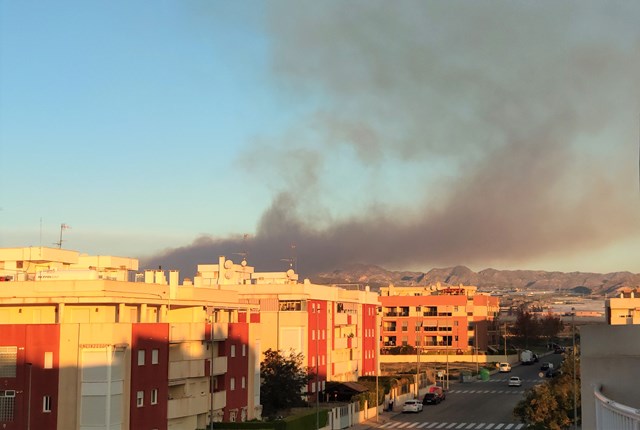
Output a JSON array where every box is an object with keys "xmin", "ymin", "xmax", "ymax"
[
  {"xmin": 499, "ymin": 362, "xmax": 511, "ymax": 372},
  {"xmin": 402, "ymin": 399, "xmax": 423, "ymax": 413},
  {"xmin": 509, "ymin": 376, "xmax": 522, "ymax": 387}
]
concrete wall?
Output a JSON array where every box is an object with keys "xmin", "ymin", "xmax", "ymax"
[{"xmin": 581, "ymin": 324, "xmax": 640, "ymax": 430}]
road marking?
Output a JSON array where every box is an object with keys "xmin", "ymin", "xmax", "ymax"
[
  {"xmin": 396, "ymin": 423, "xmax": 411, "ymax": 428},
  {"xmin": 455, "ymin": 424, "xmax": 467, "ymax": 429},
  {"xmin": 465, "ymin": 424, "xmax": 477, "ymax": 429},
  {"xmin": 494, "ymin": 425, "xmax": 504, "ymax": 429},
  {"xmin": 417, "ymin": 423, "xmax": 431, "ymax": 428},
  {"xmin": 427, "ymin": 423, "xmax": 440, "ymax": 429},
  {"xmin": 516, "ymin": 425, "xmax": 525, "ymax": 429},
  {"xmin": 446, "ymin": 424, "xmax": 458, "ymax": 429},
  {"xmin": 485, "ymin": 424, "xmax": 495, "ymax": 429},
  {"xmin": 504, "ymin": 425, "xmax": 514, "ymax": 429},
  {"xmin": 407, "ymin": 423, "xmax": 420, "ymax": 428},
  {"xmin": 436, "ymin": 423, "xmax": 449, "ymax": 429},
  {"xmin": 476, "ymin": 424, "xmax": 486, "ymax": 429}
]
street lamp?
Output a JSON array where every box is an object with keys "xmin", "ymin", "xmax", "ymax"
[{"xmin": 572, "ymin": 308, "xmax": 577, "ymax": 430}]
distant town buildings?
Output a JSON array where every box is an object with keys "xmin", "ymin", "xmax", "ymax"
[
  {"xmin": 378, "ymin": 284, "xmax": 500, "ymax": 353},
  {"xmin": 605, "ymin": 287, "xmax": 640, "ymax": 325}
]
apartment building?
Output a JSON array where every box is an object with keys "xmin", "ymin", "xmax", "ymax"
[
  {"xmin": 605, "ymin": 287, "xmax": 640, "ymax": 325},
  {"xmin": 378, "ymin": 284, "xmax": 499, "ymax": 353},
  {"xmin": 0, "ymin": 247, "xmax": 259, "ymax": 430},
  {"xmin": 193, "ymin": 256, "xmax": 380, "ymax": 402}
]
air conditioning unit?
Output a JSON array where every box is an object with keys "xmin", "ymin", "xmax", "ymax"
[{"xmin": 2, "ymin": 390, "xmax": 16, "ymax": 397}]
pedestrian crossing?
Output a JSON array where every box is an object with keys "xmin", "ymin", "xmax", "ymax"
[
  {"xmin": 447, "ymin": 389, "xmax": 524, "ymax": 394},
  {"xmin": 380, "ymin": 422, "xmax": 525, "ymax": 429}
]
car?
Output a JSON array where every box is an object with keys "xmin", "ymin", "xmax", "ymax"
[
  {"xmin": 540, "ymin": 362, "xmax": 553, "ymax": 371},
  {"xmin": 402, "ymin": 399, "xmax": 423, "ymax": 413},
  {"xmin": 422, "ymin": 386, "xmax": 446, "ymax": 405},
  {"xmin": 546, "ymin": 369, "xmax": 562, "ymax": 378},
  {"xmin": 508, "ymin": 376, "xmax": 522, "ymax": 387},
  {"xmin": 499, "ymin": 362, "xmax": 511, "ymax": 372}
]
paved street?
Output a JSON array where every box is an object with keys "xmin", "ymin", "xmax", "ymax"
[{"xmin": 356, "ymin": 353, "xmax": 564, "ymax": 430}]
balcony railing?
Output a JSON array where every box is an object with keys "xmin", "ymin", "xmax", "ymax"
[{"xmin": 594, "ymin": 384, "xmax": 640, "ymax": 430}]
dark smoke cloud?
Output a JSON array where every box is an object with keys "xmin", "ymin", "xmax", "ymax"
[{"xmin": 144, "ymin": 1, "xmax": 640, "ymax": 277}]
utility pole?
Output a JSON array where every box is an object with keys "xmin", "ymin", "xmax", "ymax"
[{"xmin": 572, "ymin": 308, "xmax": 577, "ymax": 430}]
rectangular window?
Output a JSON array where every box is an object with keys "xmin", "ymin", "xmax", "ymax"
[
  {"xmin": 311, "ymin": 330, "xmax": 315, "ymax": 340},
  {"xmin": 0, "ymin": 390, "xmax": 16, "ymax": 421},
  {"xmin": 43, "ymin": 395, "xmax": 52, "ymax": 412},
  {"xmin": 136, "ymin": 391, "xmax": 144, "ymax": 407},
  {"xmin": 151, "ymin": 349, "xmax": 159, "ymax": 365},
  {"xmin": 0, "ymin": 346, "xmax": 18, "ymax": 378},
  {"xmin": 242, "ymin": 344, "xmax": 246, "ymax": 357},
  {"xmin": 230, "ymin": 345, "xmax": 236, "ymax": 358},
  {"xmin": 241, "ymin": 377, "xmax": 246, "ymax": 389},
  {"xmin": 150, "ymin": 389, "xmax": 158, "ymax": 405},
  {"xmin": 44, "ymin": 352, "xmax": 53, "ymax": 369},
  {"xmin": 230, "ymin": 378, "xmax": 235, "ymax": 391},
  {"xmin": 137, "ymin": 350, "xmax": 145, "ymax": 366}
]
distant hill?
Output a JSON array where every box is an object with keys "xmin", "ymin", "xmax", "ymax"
[{"xmin": 309, "ymin": 264, "xmax": 640, "ymax": 296}]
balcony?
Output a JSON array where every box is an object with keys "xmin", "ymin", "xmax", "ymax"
[
  {"xmin": 211, "ymin": 356, "xmax": 227, "ymax": 376},
  {"xmin": 594, "ymin": 385, "xmax": 640, "ymax": 430},
  {"xmin": 169, "ymin": 359, "xmax": 206, "ymax": 380},
  {"xmin": 168, "ymin": 394, "xmax": 210, "ymax": 419},
  {"xmin": 211, "ymin": 322, "xmax": 228, "ymax": 340}
]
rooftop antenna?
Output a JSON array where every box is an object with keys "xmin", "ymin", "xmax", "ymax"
[
  {"xmin": 54, "ymin": 223, "xmax": 71, "ymax": 249},
  {"xmin": 233, "ymin": 233, "xmax": 250, "ymax": 264},
  {"xmin": 280, "ymin": 243, "xmax": 297, "ymax": 272}
]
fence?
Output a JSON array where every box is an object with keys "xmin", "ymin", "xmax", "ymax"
[{"xmin": 594, "ymin": 384, "xmax": 640, "ymax": 430}]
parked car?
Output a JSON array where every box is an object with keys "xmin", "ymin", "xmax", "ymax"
[
  {"xmin": 499, "ymin": 362, "xmax": 511, "ymax": 372},
  {"xmin": 508, "ymin": 376, "xmax": 522, "ymax": 387},
  {"xmin": 402, "ymin": 399, "xmax": 423, "ymax": 413},
  {"xmin": 422, "ymin": 386, "xmax": 446, "ymax": 405},
  {"xmin": 540, "ymin": 362, "xmax": 554, "ymax": 371},
  {"xmin": 546, "ymin": 369, "xmax": 562, "ymax": 378}
]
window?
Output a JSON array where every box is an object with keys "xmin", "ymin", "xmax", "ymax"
[
  {"xmin": 242, "ymin": 344, "xmax": 246, "ymax": 357},
  {"xmin": 0, "ymin": 347, "xmax": 17, "ymax": 378},
  {"xmin": 241, "ymin": 377, "xmax": 246, "ymax": 389},
  {"xmin": 0, "ymin": 390, "xmax": 16, "ymax": 421},
  {"xmin": 230, "ymin": 378, "xmax": 235, "ymax": 391},
  {"xmin": 136, "ymin": 391, "xmax": 144, "ymax": 407},
  {"xmin": 137, "ymin": 350, "xmax": 145, "ymax": 366},
  {"xmin": 311, "ymin": 330, "xmax": 315, "ymax": 340},
  {"xmin": 150, "ymin": 389, "xmax": 158, "ymax": 405},
  {"xmin": 44, "ymin": 352, "xmax": 53, "ymax": 369},
  {"xmin": 311, "ymin": 356, "xmax": 315, "ymax": 367},
  {"xmin": 43, "ymin": 395, "xmax": 52, "ymax": 412},
  {"xmin": 151, "ymin": 349, "xmax": 159, "ymax": 365},
  {"xmin": 230, "ymin": 345, "xmax": 236, "ymax": 358}
]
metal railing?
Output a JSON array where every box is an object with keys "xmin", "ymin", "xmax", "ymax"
[{"xmin": 594, "ymin": 384, "xmax": 640, "ymax": 430}]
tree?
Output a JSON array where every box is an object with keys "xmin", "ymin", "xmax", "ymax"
[
  {"xmin": 514, "ymin": 349, "xmax": 580, "ymax": 429},
  {"xmin": 260, "ymin": 348, "xmax": 314, "ymax": 417},
  {"xmin": 511, "ymin": 306, "xmax": 540, "ymax": 347},
  {"xmin": 539, "ymin": 313, "xmax": 564, "ymax": 340}
]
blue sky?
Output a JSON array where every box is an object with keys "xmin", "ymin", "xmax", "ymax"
[{"xmin": 3, "ymin": 1, "xmax": 640, "ymax": 275}]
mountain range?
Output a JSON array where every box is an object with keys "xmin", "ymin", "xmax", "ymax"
[{"xmin": 309, "ymin": 264, "xmax": 640, "ymax": 296}]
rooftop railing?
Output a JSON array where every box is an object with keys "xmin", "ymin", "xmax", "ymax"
[{"xmin": 594, "ymin": 384, "xmax": 640, "ymax": 430}]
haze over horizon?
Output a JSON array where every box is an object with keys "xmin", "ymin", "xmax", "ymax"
[{"xmin": 2, "ymin": 1, "xmax": 640, "ymax": 278}]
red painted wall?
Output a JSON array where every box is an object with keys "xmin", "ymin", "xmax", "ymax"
[
  {"xmin": 360, "ymin": 304, "xmax": 377, "ymax": 376},
  {"xmin": 0, "ymin": 324, "xmax": 59, "ymax": 430},
  {"xmin": 307, "ymin": 300, "xmax": 327, "ymax": 396},
  {"xmin": 225, "ymin": 322, "xmax": 249, "ymax": 422},
  {"xmin": 130, "ymin": 323, "xmax": 169, "ymax": 430}
]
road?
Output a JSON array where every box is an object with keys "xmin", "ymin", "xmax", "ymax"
[{"xmin": 376, "ymin": 354, "xmax": 564, "ymax": 429}]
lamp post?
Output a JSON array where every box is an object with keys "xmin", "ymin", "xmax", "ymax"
[
  {"xmin": 316, "ymin": 303, "xmax": 320, "ymax": 430},
  {"xmin": 572, "ymin": 308, "xmax": 577, "ymax": 430}
]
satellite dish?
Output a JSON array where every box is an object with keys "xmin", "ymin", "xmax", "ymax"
[
  {"xmin": 286, "ymin": 269, "xmax": 295, "ymax": 277},
  {"xmin": 241, "ymin": 260, "xmax": 247, "ymax": 267},
  {"xmin": 224, "ymin": 259, "xmax": 234, "ymax": 269}
]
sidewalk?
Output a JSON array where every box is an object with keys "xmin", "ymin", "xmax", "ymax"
[{"xmin": 350, "ymin": 409, "xmax": 395, "ymax": 429}]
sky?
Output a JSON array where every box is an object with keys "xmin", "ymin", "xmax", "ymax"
[{"xmin": 2, "ymin": 0, "xmax": 640, "ymax": 277}]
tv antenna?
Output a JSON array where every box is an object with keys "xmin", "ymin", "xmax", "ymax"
[
  {"xmin": 54, "ymin": 223, "xmax": 71, "ymax": 249},
  {"xmin": 233, "ymin": 234, "xmax": 250, "ymax": 264},
  {"xmin": 280, "ymin": 243, "xmax": 297, "ymax": 272}
]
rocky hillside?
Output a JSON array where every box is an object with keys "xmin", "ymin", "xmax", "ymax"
[{"xmin": 309, "ymin": 264, "xmax": 640, "ymax": 296}]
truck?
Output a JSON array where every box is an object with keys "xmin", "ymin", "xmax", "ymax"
[{"xmin": 520, "ymin": 349, "xmax": 538, "ymax": 365}]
